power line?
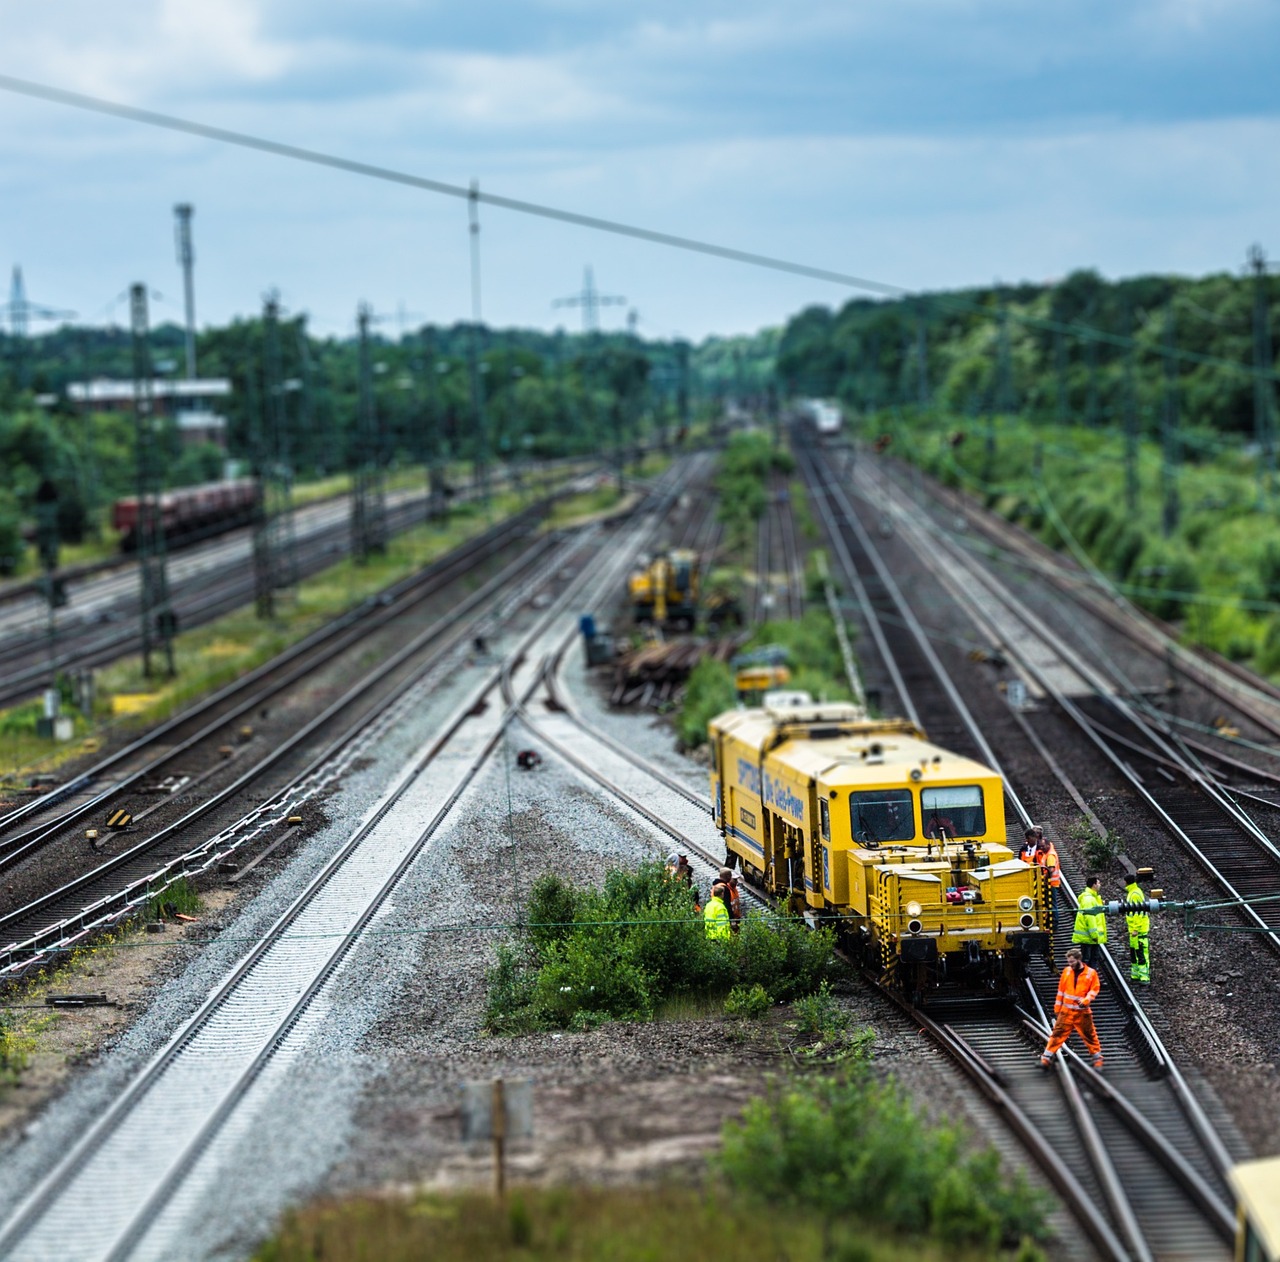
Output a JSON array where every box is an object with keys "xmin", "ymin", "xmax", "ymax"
[{"xmin": 0, "ymin": 70, "xmax": 1274, "ymax": 384}]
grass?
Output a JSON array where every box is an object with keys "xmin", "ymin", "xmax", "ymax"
[
  {"xmin": 545, "ymin": 483, "xmax": 627, "ymax": 527},
  {"xmin": 0, "ymin": 491, "xmax": 532, "ymax": 784},
  {"xmin": 253, "ymin": 1184, "xmax": 1039, "ymax": 1262}
]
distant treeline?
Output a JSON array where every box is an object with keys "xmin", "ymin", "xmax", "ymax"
[
  {"xmin": 0, "ymin": 318, "xmax": 775, "ymax": 569},
  {"xmin": 777, "ymin": 267, "xmax": 1279, "ymax": 439}
]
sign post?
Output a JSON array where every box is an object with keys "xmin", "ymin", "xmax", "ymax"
[{"xmin": 461, "ymin": 1077, "xmax": 533, "ymax": 1201}]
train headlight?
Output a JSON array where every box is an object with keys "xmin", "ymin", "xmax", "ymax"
[
  {"xmin": 1018, "ymin": 896, "xmax": 1034, "ymax": 912},
  {"xmin": 907, "ymin": 918, "xmax": 923, "ymax": 935},
  {"xmin": 1019, "ymin": 913, "xmax": 1035, "ymax": 928},
  {"xmin": 906, "ymin": 900, "xmax": 923, "ymax": 918}
]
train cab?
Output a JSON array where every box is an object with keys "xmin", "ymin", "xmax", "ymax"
[
  {"xmin": 1231, "ymin": 1155, "xmax": 1280, "ymax": 1262},
  {"xmin": 708, "ymin": 693, "xmax": 1052, "ymax": 997}
]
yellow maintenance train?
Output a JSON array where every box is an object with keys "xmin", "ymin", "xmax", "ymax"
[{"xmin": 708, "ymin": 693, "xmax": 1052, "ymax": 999}]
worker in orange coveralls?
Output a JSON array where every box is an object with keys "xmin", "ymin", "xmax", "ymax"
[{"xmin": 1039, "ymin": 947, "xmax": 1103, "ymax": 1071}]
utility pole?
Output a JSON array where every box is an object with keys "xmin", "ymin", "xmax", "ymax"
[
  {"xmin": 1250, "ymin": 245, "xmax": 1276, "ymax": 506},
  {"xmin": 130, "ymin": 284, "xmax": 175, "ymax": 678},
  {"xmin": 468, "ymin": 180, "xmax": 490, "ymax": 504},
  {"xmin": 2, "ymin": 267, "xmax": 74, "ymax": 390},
  {"xmin": 173, "ymin": 204, "xmax": 197, "ymax": 379},
  {"xmin": 352, "ymin": 303, "xmax": 388, "ymax": 561},
  {"xmin": 420, "ymin": 327, "xmax": 447, "ymax": 520},
  {"xmin": 675, "ymin": 340, "xmax": 691, "ymax": 442},
  {"xmin": 1161, "ymin": 302, "xmax": 1181, "ymax": 537},
  {"xmin": 552, "ymin": 266, "xmax": 625, "ymax": 334},
  {"xmin": 1123, "ymin": 305, "xmax": 1139, "ymax": 513},
  {"xmin": 253, "ymin": 293, "xmax": 298, "ymax": 616}
]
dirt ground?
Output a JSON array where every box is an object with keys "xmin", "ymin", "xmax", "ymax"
[{"xmin": 0, "ymin": 888, "xmax": 237, "ymax": 1141}]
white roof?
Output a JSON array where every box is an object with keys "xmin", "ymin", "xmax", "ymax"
[{"xmin": 68, "ymin": 378, "xmax": 231, "ymax": 403}]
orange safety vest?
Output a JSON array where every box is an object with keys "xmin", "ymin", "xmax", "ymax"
[
  {"xmin": 1054, "ymin": 963, "xmax": 1100, "ymax": 1015},
  {"xmin": 1035, "ymin": 843, "xmax": 1061, "ymax": 888}
]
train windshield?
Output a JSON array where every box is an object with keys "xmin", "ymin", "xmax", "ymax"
[
  {"xmin": 922, "ymin": 786, "xmax": 985, "ymax": 839},
  {"xmin": 849, "ymin": 789, "xmax": 914, "ymax": 845}
]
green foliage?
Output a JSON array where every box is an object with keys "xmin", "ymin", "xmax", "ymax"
[
  {"xmin": 714, "ymin": 432, "xmax": 794, "ymax": 553},
  {"xmin": 0, "ymin": 488, "xmax": 26, "ymax": 575},
  {"xmin": 254, "ymin": 1182, "xmax": 1018, "ymax": 1262},
  {"xmin": 792, "ymin": 980, "xmax": 848, "ymax": 1041},
  {"xmin": 146, "ymin": 876, "xmax": 204, "ymax": 921},
  {"xmin": 719, "ymin": 1059, "xmax": 1050, "ymax": 1250},
  {"xmin": 483, "ymin": 863, "xmax": 835, "ymax": 1034},
  {"xmin": 676, "ymin": 657, "xmax": 736, "ymax": 749},
  {"xmin": 724, "ymin": 983, "xmax": 771, "ymax": 1019},
  {"xmin": 0, "ymin": 1008, "xmax": 27, "ymax": 1083},
  {"xmin": 1069, "ymin": 821, "xmax": 1123, "ymax": 871}
]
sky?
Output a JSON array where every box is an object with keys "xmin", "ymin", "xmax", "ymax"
[{"xmin": 1, "ymin": 0, "xmax": 1278, "ymax": 345}]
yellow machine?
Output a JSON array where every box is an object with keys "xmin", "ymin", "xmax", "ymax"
[
  {"xmin": 733, "ymin": 646, "xmax": 791, "ymax": 703},
  {"xmin": 628, "ymin": 549, "xmax": 700, "ymax": 627},
  {"xmin": 708, "ymin": 694, "xmax": 1052, "ymax": 999},
  {"xmin": 1231, "ymin": 1156, "xmax": 1280, "ymax": 1262}
]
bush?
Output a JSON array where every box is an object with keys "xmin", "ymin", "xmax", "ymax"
[
  {"xmin": 525, "ymin": 873, "xmax": 581, "ymax": 956},
  {"xmin": 792, "ymin": 980, "xmax": 847, "ymax": 1041},
  {"xmin": 483, "ymin": 864, "xmax": 835, "ymax": 1034},
  {"xmin": 724, "ymin": 983, "xmax": 771, "ymax": 1019},
  {"xmin": 719, "ymin": 1059, "xmax": 1050, "ymax": 1249},
  {"xmin": 677, "ymin": 658, "xmax": 736, "ymax": 749},
  {"xmin": 484, "ymin": 943, "xmax": 544, "ymax": 1035}
]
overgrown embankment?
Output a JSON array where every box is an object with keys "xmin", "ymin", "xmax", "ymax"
[
  {"xmin": 678, "ymin": 608, "xmax": 855, "ymax": 748},
  {"xmin": 714, "ymin": 430, "xmax": 795, "ymax": 555},
  {"xmin": 870, "ymin": 408, "xmax": 1280, "ymax": 673}
]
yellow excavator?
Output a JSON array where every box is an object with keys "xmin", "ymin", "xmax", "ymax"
[{"xmin": 628, "ymin": 548, "xmax": 700, "ymax": 628}]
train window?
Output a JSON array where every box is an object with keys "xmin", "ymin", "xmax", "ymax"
[
  {"xmin": 922, "ymin": 786, "xmax": 985, "ymax": 839},
  {"xmin": 819, "ymin": 798, "xmax": 830, "ymax": 841},
  {"xmin": 849, "ymin": 789, "xmax": 914, "ymax": 845}
]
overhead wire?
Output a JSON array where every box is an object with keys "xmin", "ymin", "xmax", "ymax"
[{"xmin": 0, "ymin": 71, "xmax": 1276, "ymax": 384}]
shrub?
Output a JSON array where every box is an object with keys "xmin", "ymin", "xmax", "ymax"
[
  {"xmin": 483, "ymin": 864, "xmax": 834, "ymax": 1034},
  {"xmin": 483, "ymin": 943, "xmax": 544, "ymax": 1035},
  {"xmin": 719, "ymin": 1059, "xmax": 1050, "ymax": 1249},
  {"xmin": 534, "ymin": 937, "xmax": 653, "ymax": 1026},
  {"xmin": 792, "ymin": 981, "xmax": 848, "ymax": 1041},
  {"xmin": 677, "ymin": 658, "xmax": 736, "ymax": 749},
  {"xmin": 525, "ymin": 874, "xmax": 581, "ymax": 957},
  {"xmin": 724, "ymin": 983, "xmax": 770, "ymax": 1019}
]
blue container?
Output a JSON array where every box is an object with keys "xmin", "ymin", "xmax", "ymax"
[{"xmin": 579, "ymin": 614, "xmax": 597, "ymax": 639}]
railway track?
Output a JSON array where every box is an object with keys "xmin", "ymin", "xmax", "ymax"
[
  {"xmin": 0, "ymin": 505, "xmax": 550, "ymax": 856},
  {"xmin": 0, "ymin": 459, "xmax": 702, "ymax": 1259},
  {"xmin": 0, "ymin": 527, "xmax": 588, "ymax": 982},
  {"xmin": 0, "ymin": 465, "xmax": 594, "ymax": 710},
  {"xmin": 752, "ymin": 468, "xmax": 803, "ymax": 624},
  {"xmin": 796, "ymin": 431, "xmax": 1240, "ymax": 1262},
  {"xmin": 862, "ymin": 460, "xmax": 1280, "ymax": 956}
]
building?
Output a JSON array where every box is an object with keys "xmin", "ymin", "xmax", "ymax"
[{"xmin": 66, "ymin": 378, "xmax": 231, "ymax": 450}]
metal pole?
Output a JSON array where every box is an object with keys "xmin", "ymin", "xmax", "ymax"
[
  {"xmin": 352, "ymin": 304, "xmax": 387, "ymax": 561},
  {"xmin": 1251, "ymin": 245, "xmax": 1276, "ymax": 506},
  {"xmin": 468, "ymin": 180, "xmax": 490, "ymax": 504},
  {"xmin": 130, "ymin": 284, "xmax": 174, "ymax": 678},
  {"xmin": 173, "ymin": 204, "xmax": 197, "ymax": 380}
]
